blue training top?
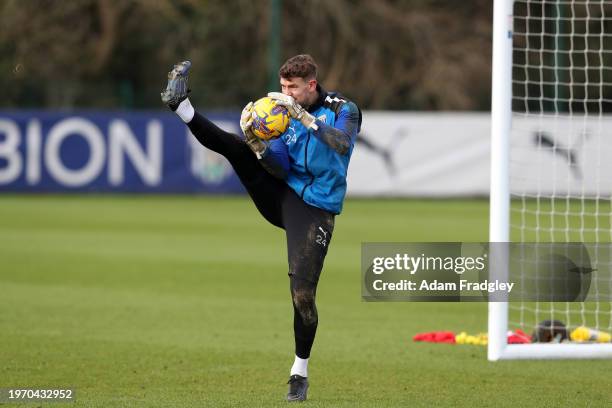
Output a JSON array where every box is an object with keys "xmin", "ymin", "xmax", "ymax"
[{"xmin": 266, "ymin": 85, "xmax": 362, "ymax": 214}]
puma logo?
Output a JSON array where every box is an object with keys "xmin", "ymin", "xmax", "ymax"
[
  {"xmin": 534, "ymin": 131, "xmax": 585, "ymax": 179},
  {"xmin": 316, "ymin": 226, "xmax": 328, "ymax": 247},
  {"xmin": 318, "ymin": 227, "xmax": 328, "ymax": 238}
]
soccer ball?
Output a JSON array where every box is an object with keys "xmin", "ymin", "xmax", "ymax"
[{"xmin": 251, "ymin": 97, "xmax": 290, "ymax": 140}]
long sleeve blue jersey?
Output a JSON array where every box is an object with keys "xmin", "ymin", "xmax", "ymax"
[{"xmin": 265, "ymin": 86, "xmax": 362, "ymax": 214}]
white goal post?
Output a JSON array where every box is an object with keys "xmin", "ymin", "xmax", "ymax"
[{"xmin": 488, "ymin": 0, "xmax": 612, "ymax": 360}]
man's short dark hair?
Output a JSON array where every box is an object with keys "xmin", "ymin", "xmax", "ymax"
[{"xmin": 279, "ymin": 54, "xmax": 318, "ymax": 80}]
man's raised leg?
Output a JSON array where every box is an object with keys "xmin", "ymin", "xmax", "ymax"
[{"xmin": 162, "ymin": 61, "xmax": 285, "ymax": 227}]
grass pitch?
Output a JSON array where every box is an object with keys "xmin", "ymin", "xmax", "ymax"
[{"xmin": 0, "ymin": 196, "xmax": 610, "ymax": 407}]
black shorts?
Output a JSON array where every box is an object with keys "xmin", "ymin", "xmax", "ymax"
[
  {"xmin": 187, "ymin": 112, "xmax": 335, "ymax": 285},
  {"xmin": 240, "ymin": 165, "xmax": 335, "ymax": 285}
]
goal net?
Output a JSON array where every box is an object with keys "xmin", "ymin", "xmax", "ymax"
[{"xmin": 489, "ymin": 0, "xmax": 612, "ymax": 359}]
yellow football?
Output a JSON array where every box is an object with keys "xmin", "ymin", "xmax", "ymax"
[{"xmin": 251, "ymin": 97, "xmax": 290, "ymax": 140}]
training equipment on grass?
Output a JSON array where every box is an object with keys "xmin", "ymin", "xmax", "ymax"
[
  {"xmin": 531, "ymin": 320, "xmax": 568, "ymax": 343},
  {"xmin": 251, "ymin": 97, "xmax": 290, "ymax": 140},
  {"xmin": 489, "ymin": 0, "xmax": 612, "ymax": 360},
  {"xmin": 570, "ymin": 326, "xmax": 612, "ymax": 343}
]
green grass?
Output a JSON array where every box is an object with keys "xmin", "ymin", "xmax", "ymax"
[{"xmin": 0, "ymin": 196, "xmax": 610, "ymax": 407}]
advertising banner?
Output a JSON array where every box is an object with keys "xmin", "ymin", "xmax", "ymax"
[{"xmin": 0, "ymin": 111, "xmax": 244, "ymax": 193}]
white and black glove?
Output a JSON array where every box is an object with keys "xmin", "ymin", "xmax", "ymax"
[
  {"xmin": 267, "ymin": 92, "xmax": 318, "ymax": 131},
  {"xmin": 240, "ymin": 101, "xmax": 268, "ymax": 158}
]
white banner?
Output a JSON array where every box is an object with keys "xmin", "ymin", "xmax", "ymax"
[{"xmin": 348, "ymin": 112, "xmax": 612, "ymax": 197}]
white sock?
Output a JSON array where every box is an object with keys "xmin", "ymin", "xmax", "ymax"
[
  {"xmin": 290, "ymin": 355, "xmax": 308, "ymax": 378},
  {"xmin": 175, "ymin": 98, "xmax": 195, "ymax": 123}
]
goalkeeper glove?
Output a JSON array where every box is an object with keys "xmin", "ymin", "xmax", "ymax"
[
  {"xmin": 161, "ymin": 60, "xmax": 191, "ymax": 110},
  {"xmin": 267, "ymin": 92, "xmax": 319, "ymax": 131},
  {"xmin": 240, "ymin": 101, "xmax": 269, "ymax": 158}
]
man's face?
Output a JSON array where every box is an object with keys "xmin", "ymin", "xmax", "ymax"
[{"xmin": 280, "ymin": 76, "xmax": 317, "ymax": 106}]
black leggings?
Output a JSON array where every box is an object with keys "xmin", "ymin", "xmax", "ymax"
[{"xmin": 187, "ymin": 112, "xmax": 334, "ymax": 359}]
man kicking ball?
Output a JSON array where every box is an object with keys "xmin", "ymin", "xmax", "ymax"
[{"xmin": 161, "ymin": 54, "xmax": 361, "ymax": 402}]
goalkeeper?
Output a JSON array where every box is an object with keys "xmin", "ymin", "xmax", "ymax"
[{"xmin": 161, "ymin": 54, "xmax": 361, "ymax": 402}]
